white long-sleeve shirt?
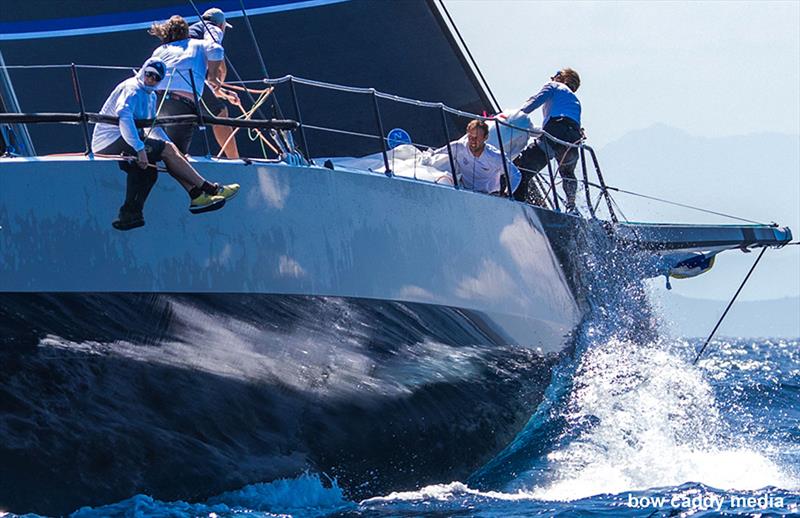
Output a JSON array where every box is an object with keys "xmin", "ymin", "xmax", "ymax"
[
  {"xmin": 435, "ymin": 136, "xmax": 521, "ymax": 194},
  {"xmin": 91, "ymin": 63, "xmax": 169, "ymax": 153},
  {"xmin": 151, "ymin": 37, "xmax": 223, "ymax": 96}
]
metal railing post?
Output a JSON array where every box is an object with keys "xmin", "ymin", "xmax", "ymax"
[
  {"xmin": 371, "ymin": 90, "xmax": 391, "ymax": 176},
  {"xmin": 288, "ymin": 77, "xmax": 311, "ymax": 162},
  {"xmin": 69, "ymin": 63, "xmax": 93, "ymax": 157},
  {"xmin": 493, "ymin": 119, "xmax": 513, "ymax": 199},
  {"xmin": 579, "ymin": 147, "xmax": 595, "ymax": 218},
  {"xmin": 188, "ymin": 70, "xmax": 212, "ymax": 157},
  {"xmin": 439, "ymin": 105, "xmax": 459, "ymax": 189},
  {"xmin": 586, "ymin": 146, "xmax": 617, "ymax": 223}
]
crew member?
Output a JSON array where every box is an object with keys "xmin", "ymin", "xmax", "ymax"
[
  {"xmin": 435, "ymin": 119, "xmax": 520, "ymax": 195},
  {"xmin": 91, "ymin": 58, "xmax": 239, "ymax": 230},
  {"xmin": 149, "ymin": 15, "xmax": 225, "ymax": 154},
  {"xmin": 188, "ymin": 8, "xmax": 240, "ymax": 158},
  {"xmin": 514, "ymin": 67, "xmax": 583, "ymax": 212}
]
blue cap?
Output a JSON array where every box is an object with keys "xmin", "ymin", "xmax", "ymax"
[{"xmin": 143, "ymin": 60, "xmax": 166, "ymax": 81}]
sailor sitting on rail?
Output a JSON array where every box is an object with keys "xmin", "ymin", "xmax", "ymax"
[
  {"xmin": 434, "ymin": 119, "xmax": 520, "ymax": 195},
  {"xmin": 91, "ymin": 58, "xmax": 239, "ymax": 230}
]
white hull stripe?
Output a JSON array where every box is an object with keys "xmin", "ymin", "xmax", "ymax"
[{"xmin": 0, "ymin": 0, "xmax": 349, "ymax": 41}]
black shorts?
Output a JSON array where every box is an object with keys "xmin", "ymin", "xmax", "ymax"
[
  {"xmin": 514, "ymin": 117, "xmax": 581, "ymax": 173},
  {"xmin": 200, "ymin": 84, "xmax": 227, "ymax": 116},
  {"xmin": 157, "ymin": 93, "xmax": 197, "ymax": 154},
  {"xmin": 97, "ymin": 136, "xmax": 166, "ymax": 162},
  {"xmin": 157, "ymin": 90, "xmax": 227, "ymax": 154}
]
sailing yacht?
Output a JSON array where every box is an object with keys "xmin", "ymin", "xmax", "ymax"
[{"xmin": 0, "ymin": 0, "xmax": 792, "ymax": 514}]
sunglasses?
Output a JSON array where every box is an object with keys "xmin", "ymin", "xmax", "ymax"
[{"xmin": 144, "ymin": 71, "xmax": 162, "ymax": 81}]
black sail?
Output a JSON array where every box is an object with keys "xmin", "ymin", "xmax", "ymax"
[{"xmin": 0, "ymin": 0, "xmax": 497, "ymax": 157}]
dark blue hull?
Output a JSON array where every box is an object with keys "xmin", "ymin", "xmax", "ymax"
[{"xmin": 0, "ymin": 292, "xmax": 560, "ymax": 514}]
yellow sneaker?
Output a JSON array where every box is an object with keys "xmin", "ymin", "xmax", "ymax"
[
  {"xmin": 215, "ymin": 183, "xmax": 240, "ymax": 200},
  {"xmin": 189, "ymin": 193, "xmax": 226, "ymax": 214}
]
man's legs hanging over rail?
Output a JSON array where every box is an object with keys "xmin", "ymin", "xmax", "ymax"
[{"xmin": 513, "ymin": 143, "xmax": 549, "ymax": 206}]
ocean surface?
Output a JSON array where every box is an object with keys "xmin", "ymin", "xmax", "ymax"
[{"xmin": 3, "ymin": 297, "xmax": 798, "ymax": 517}]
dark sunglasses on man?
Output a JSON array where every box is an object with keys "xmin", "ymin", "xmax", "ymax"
[{"xmin": 144, "ymin": 71, "xmax": 162, "ymax": 81}]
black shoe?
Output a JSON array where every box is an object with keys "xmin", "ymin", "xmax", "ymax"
[{"xmin": 112, "ymin": 213, "xmax": 145, "ymax": 231}]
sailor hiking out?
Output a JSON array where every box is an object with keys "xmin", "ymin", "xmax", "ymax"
[
  {"xmin": 514, "ymin": 67, "xmax": 583, "ymax": 211},
  {"xmin": 91, "ymin": 57, "xmax": 239, "ymax": 230}
]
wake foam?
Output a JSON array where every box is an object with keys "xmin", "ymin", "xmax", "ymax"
[
  {"xmin": 519, "ymin": 336, "xmax": 798, "ymax": 500},
  {"xmin": 447, "ymin": 222, "xmax": 800, "ymax": 504}
]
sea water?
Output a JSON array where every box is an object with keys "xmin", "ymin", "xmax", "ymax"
[{"xmin": 15, "ymin": 335, "xmax": 794, "ymax": 518}]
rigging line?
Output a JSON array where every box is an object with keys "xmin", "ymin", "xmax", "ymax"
[
  {"xmin": 227, "ymin": 77, "xmax": 291, "ymax": 85},
  {"xmin": 257, "ymin": 128, "xmax": 268, "ymax": 158},
  {"xmin": 533, "ymin": 174, "xmax": 553, "ymax": 210},
  {"xmin": 607, "ymin": 192, "xmax": 630, "ymax": 223},
  {"xmin": 219, "ymin": 82, "xmax": 271, "ymax": 95},
  {"xmin": 0, "ymin": 63, "xmax": 70, "ymax": 69},
  {"xmin": 0, "ymin": 63, "xmax": 138, "ymax": 70},
  {"xmin": 436, "ymin": 0, "xmax": 501, "ymax": 112},
  {"xmin": 147, "ymin": 66, "xmax": 177, "ymax": 140},
  {"xmin": 173, "ymin": 68, "xmax": 213, "ymax": 156},
  {"xmin": 214, "ymin": 92, "xmax": 251, "ymax": 157},
  {"xmin": 605, "ymin": 185, "xmax": 765, "ymax": 225},
  {"xmin": 217, "ymin": 87, "xmax": 279, "ymax": 157},
  {"xmin": 553, "ymin": 167, "xmax": 765, "ymax": 225},
  {"xmin": 237, "ymin": 2, "xmax": 269, "ymax": 94},
  {"xmin": 692, "ymin": 246, "xmax": 768, "ymax": 365},
  {"xmin": 237, "ymin": 0, "xmax": 285, "ymax": 119},
  {"xmin": 301, "ymin": 124, "xmax": 383, "ymax": 141},
  {"xmin": 593, "ymin": 191, "xmax": 604, "ymax": 214},
  {"xmin": 265, "ymin": 75, "xmax": 501, "ymax": 121}
]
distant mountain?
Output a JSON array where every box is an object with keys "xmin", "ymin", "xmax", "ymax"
[
  {"xmin": 596, "ymin": 124, "xmax": 800, "ymax": 301},
  {"xmin": 598, "ymin": 124, "xmax": 799, "ymax": 227},
  {"xmin": 651, "ymin": 292, "xmax": 800, "ymax": 339}
]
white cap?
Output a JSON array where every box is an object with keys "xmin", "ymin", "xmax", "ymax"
[{"xmin": 202, "ymin": 8, "xmax": 232, "ymax": 29}]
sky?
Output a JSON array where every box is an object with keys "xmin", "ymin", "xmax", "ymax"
[
  {"xmin": 446, "ymin": 0, "xmax": 800, "ymax": 304},
  {"xmin": 445, "ymin": 0, "xmax": 800, "ymax": 148}
]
